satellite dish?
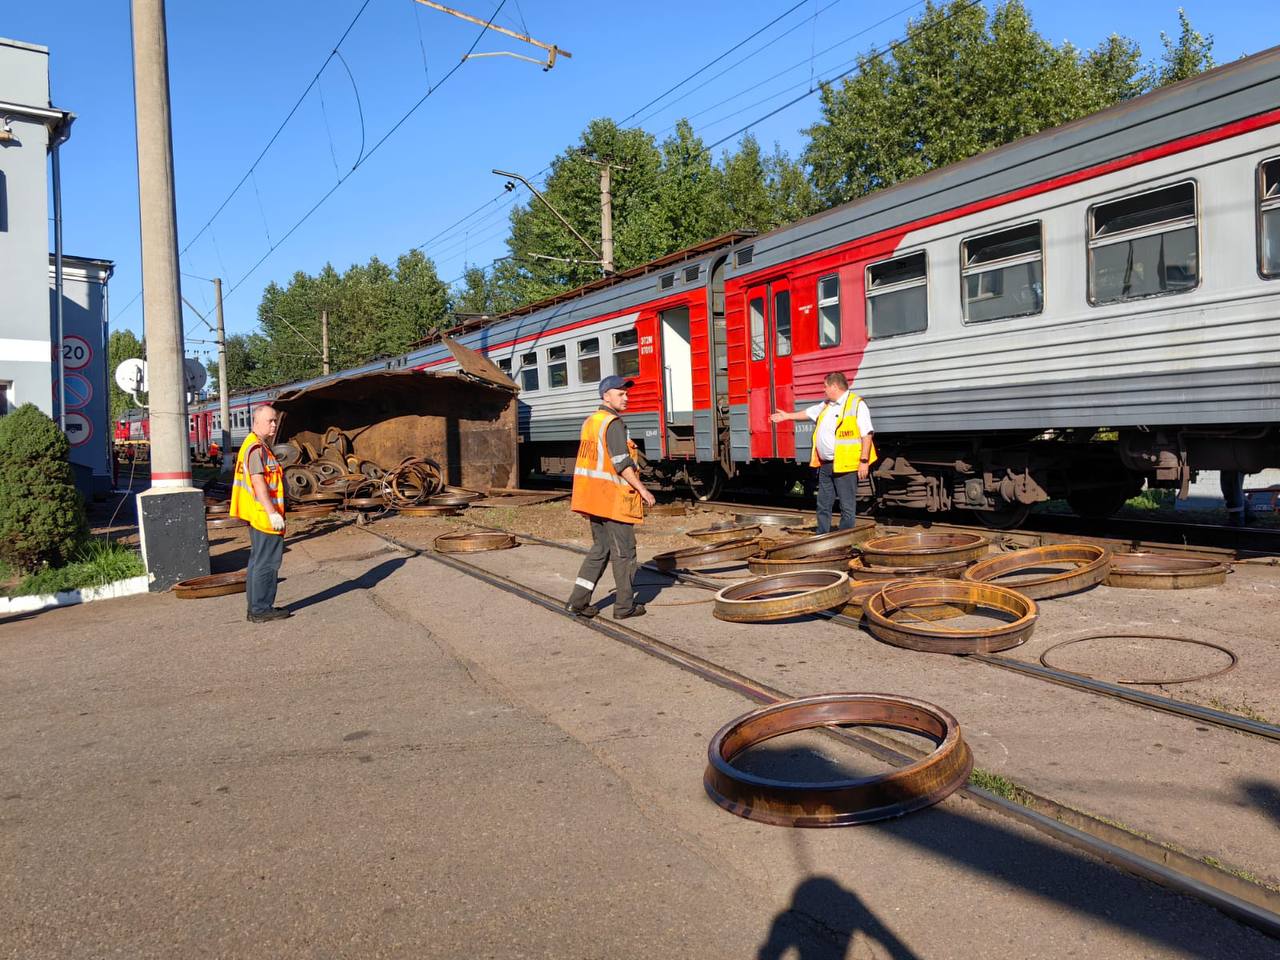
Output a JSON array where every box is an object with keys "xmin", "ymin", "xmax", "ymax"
[
  {"xmin": 114, "ymin": 358, "xmax": 147, "ymax": 396},
  {"xmin": 184, "ymin": 357, "xmax": 208, "ymax": 393}
]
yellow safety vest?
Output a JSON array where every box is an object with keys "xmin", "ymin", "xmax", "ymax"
[
  {"xmin": 229, "ymin": 432, "xmax": 285, "ymax": 535},
  {"xmin": 810, "ymin": 392, "xmax": 877, "ymax": 474},
  {"xmin": 570, "ymin": 410, "xmax": 643, "ymax": 524}
]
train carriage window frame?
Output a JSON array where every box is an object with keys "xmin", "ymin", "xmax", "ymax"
[
  {"xmin": 1087, "ymin": 180, "xmax": 1200, "ymax": 306},
  {"xmin": 774, "ymin": 288, "xmax": 792, "ymax": 357},
  {"xmin": 577, "ymin": 337, "xmax": 601, "ymax": 383},
  {"xmin": 960, "ymin": 221, "xmax": 1044, "ymax": 324},
  {"xmin": 518, "ymin": 351, "xmax": 540, "ymax": 393},
  {"xmin": 547, "ymin": 344, "xmax": 569, "ymax": 389},
  {"xmin": 865, "ymin": 250, "xmax": 929, "ymax": 340},
  {"xmin": 612, "ymin": 328, "xmax": 640, "ymax": 380},
  {"xmin": 748, "ymin": 296, "xmax": 766, "ymax": 360},
  {"xmin": 1258, "ymin": 157, "xmax": 1280, "ymax": 280},
  {"xmin": 496, "ymin": 356, "xmax": 513, "ymax": 378},
  {"xmin": 817, "ymin": 274, "xmax": 841, "ymax": 348}
]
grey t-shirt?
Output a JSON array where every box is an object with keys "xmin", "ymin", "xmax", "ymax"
[{"xmin": 600, "ymin": 406, "xmax": 636, "ymax": 474}]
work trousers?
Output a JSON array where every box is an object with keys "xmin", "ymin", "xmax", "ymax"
[
  {"xmin": 568, "ymin": 517, "xmax": 639, "ymax": 613},
  {"xmin": 247, "ymin": 527, "xmax": 285, "ymax": 614},
  {"xmin": 815, "ymin": 460, "xmax": 858, "ymax": 534}
]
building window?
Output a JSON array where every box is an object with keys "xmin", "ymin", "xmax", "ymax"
[
  {"xmin": 818, "ymin": 275, "xmax": 840, "ymax": 347},
  {"xmin": 749, "ymin": 296, "xmax": 765, "ymax": 360},
  {"xmin": 577, "ymin": 337, "xmax": 601, "ymax": 383},
  {"xmin": 497, "ymin": 357, "xmax": 512, "ymax": 376},
  {"xmin": 774, "ymin": 289, "xmax": 792, "ymax": 357},
  {"xmin": 962, "ymin": 221, "xmax": 1043, "ymax": 322},
  {"xmin": 519, "ymin": 351, "xmax": 539, "ymax": 392},
  {"xmin": 1260, "ymin": 158, "xmax": 1280, "ymax": 278},
  {"xmin": 612, "ymin": 329, "xmax": 640, "ymax": 378},
  {"xmin": 866, "ymin": 251, "xmax": 928, "ymax": 339},
  {"xmin": 548, "ymin": 344, "xmax": 569, "ymax": 389},
  {"xmin": 1089, "ymin": 181, "xmax": 1198, "ymax": 304}
]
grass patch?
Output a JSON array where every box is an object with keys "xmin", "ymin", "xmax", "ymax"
[
  {"xmin": 1124, "ymin": 488, "xmax": 1177, "ymax": 511},
  {"xmin": 1206, "ymin": 697, "xmax": 1274, "ymax": 725},
  {"xmin": 968, "ymin": 768, "xmax": 1035, "ymax": 806},
  {"xmin": 8, "ymin": 539, "xmax": 145, "ymax": 597}
]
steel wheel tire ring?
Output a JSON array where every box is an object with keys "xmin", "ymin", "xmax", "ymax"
[
  {"xmin": 861, "ymin": 532, "xmax": 990, "ymax": 568},
  {"xmin": 649, "ymin": 503, "xmax": 690, "ymax": 517},
  {"xmin": 273, "ymin": 442, "xmax": 303, "ymax": 467},
  {"xmin": 840, "ymin": 580, "xmax": 970, "ymax": 622},
  {"xmin": 344, "ymin": 497, "xmax": 386, "ymax": 510},
  {"xmin": 713, "ymin": 571, "xmax": 852, "ymax": 623},
  {"xmin": 1104, "ymin": 552, "xmax": 1229, "ymax": 589},
  {"xmin": 434, "ymin": 531, "xmax": 518, "ymax": 553},
  {"xmin": 1039, "ymin": 633, "xmax": 1239, "ymax": 685},
  {"xmin": 765, "ymin": 519, "xmax": 877, "ymax": 560},
  {"xmin": 173, "ymin": 570, "xmax": 247, "ymax": 599},
  {"xmin": 962, "ymin": 544, "xmax": 1111, "ymax": 600},
  {"xmin": 747, "ymin": 550, "xmax": 857, "ymax": 576},
  {"xmin": 292, "ymin": 492, "xmax": 343, "ymax": 505},
  {"xmin": 704, "ymin": 693, "xmax": 973, "ymax": 827},
  {"xmin": 848, "ymin": 558, "xmax": 971, "ymax": 581},
  {"xmin": 206, "ymin": 517, "xmax": 248, "ymax": 530},
  {"xmin": 288, "ymin": 505, "xmax": 336, "ymax": 520},
  {"xmin": 864, "ymin": 579, "xmax": 1037, "ymax": 654},
  {"xmin": 204, "ymin": 502, "xmax": 231, "ymax": 516},
  {"xmin": 688, "ymin": 522, "xmax": 764, "ymax": 543},
  {"xmin": 396, "ymin": 504, "xmax": 464, "ymax": 517},
  {"xmin": 734, "ymin": 513, "xmax": 800, "ymax": 527},
  {"xmin": 438, "ymin": 485, "xmax": 485, "ymax": 503},
  {"xmin": 653, "ymin": 537, "xmax": 759, "ymax": 571}
]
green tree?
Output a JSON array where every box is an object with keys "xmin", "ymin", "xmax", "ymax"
[
  {"xmin": 1157, "ymin": 8, "xmax": 1215, "ymax": 86},
  {"xmin": 205, "ymin": 333, "xmax": 260, "ymax": 395},
  {"xmin": 0, "ymin": 403, "xmax": 87, "ymax": 570},
  {"xmin": 107, "ymin": 329, "xmax": 146, "ymax": 421}
]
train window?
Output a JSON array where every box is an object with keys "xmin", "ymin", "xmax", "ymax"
[
  {"xmin": 774, "ymin": 290, "xmax": 792, "ymax": 357},
  {"xmin": 866, "ymin": 251, "xmax": 928, "ymax": 339},
  {"xmin": 548, "ymin": 345, "xmax": 569, "ymax": 389},
  {"xmin": 613, "ymin": 329, "xmax": 640, "ymax": 378},
  {"xmin": 962, "ymin": 221, "xmax": 1043, "ymax": 322},
  {"xmin": 1260, "ymin": 159, "xmax": 1280, "ymax": 278},
  {"xmin": 1089, "ymin": 181, "xmax": 1198, "ymax": 304},
  {"xmin": 497, "ymin": 357, "xmax": 512, "ymax": 377},
  {"xmin": 577, "ymin": 337, "xmax": 601, "ymax": 383},
  {"xmin": 749, "ymin": 297, "xmax": 766, "ymax": 360},
  {"xmin": 519, "ymin": 351, "xmax": 539, "ymax": 392},
  {"xmin": 818, "ymin": 275, "xmax": 840, "ymax": 347}
]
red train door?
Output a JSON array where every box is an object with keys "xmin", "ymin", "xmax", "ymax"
[{"xmin": 745, "ymin": 279, "xmax": 796, "ymax": 460}]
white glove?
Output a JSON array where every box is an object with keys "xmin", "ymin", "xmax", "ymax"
[{"xmin": 268, "ymin": 511, "xmax": 285, "ymax": 532}]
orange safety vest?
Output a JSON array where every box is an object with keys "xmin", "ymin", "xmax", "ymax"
[
  {"xmin": 229, "ymin": 432, "xmax": 285, "ymax": 535},
  {"xmin": 810, "ymin": 392, "xmax": 877, "ymax": 474},
  {"xmin": 570, "ymin": 410, "xmax": 644, "ymax": 524}
]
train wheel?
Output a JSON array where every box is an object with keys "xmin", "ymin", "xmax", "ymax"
[
  {"xmin": 971, "ymin": 502, "xmax": 1031, "ymax": 530},
  {"xmin": 1066, "ymin": 486, "xmax": 1133, "ymax": 520},
  {"xmin": 685, "ymin": 465, "xmax": 725, "ymax": 502}
]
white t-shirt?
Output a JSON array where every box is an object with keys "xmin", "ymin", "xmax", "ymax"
[{"xmin": 805, "ymin": 391, "xmax": 874, "ymax": 462}]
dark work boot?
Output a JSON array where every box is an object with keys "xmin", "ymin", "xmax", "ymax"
[
  {"xmin": 566, "ymin": 601, "xmax": 599, "ymax": 619},
  {"xmin": 613, "ymin": 604, "xmax": 647, "ymax": 621},
  {"xmin": 247, "ymin": 608, "xmax": 292, "ymax": 623}
]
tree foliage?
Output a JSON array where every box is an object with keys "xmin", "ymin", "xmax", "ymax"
[
  {"xmin": 107, "ymin": 329, "xmax": 146, "ymax": 421},
  {"xmin": 0, "ymin": 404, "xmax": 87, "ymax": 570}
]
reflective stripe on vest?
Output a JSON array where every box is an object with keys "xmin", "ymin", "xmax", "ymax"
[
  {"xmin": 229, "ymin": 432, "xmax": 285, "ymax": 535},
  {"xmin": 810, "ymin": 393, "xmax": 875, "ymax": 473},
  {"xmin": 570, "ymin": 411, "xmax": 643, "ymax": 524}
]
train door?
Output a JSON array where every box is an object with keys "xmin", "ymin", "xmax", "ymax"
[
  {"xmin": 659, "ymin": 305, "xmax": 695, "ymax": 457},
  {"xmin": 745, "ymin": 278, "xmax": 795, "ymax": 459},
  {"xmin": 704, "ymin": 255, "xmax": 730, "ymax": 461}
]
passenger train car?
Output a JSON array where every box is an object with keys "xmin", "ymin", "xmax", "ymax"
[{"xmin": 137, "ymin": 46, "xmax": 1280, "ymax": 526}]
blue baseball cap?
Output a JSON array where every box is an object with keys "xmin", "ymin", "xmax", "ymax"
[{"xmin": 599, "ymin": 375, "xmax": 635, "ymax": 397}]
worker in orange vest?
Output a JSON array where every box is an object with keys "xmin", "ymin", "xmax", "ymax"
[
  {"xmin": 566, "ymin": 375, "xmax": 656, "ymax": 620},
  {"xmin": 229, "ymin": 405, "xmax": 290, "ymax": 623},
  {"xmin": 771, "ymin": 371, "xmax": 876, "ymax": 533}
]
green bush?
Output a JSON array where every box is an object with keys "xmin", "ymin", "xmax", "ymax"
[
  {"xmin": 0, "ymin": 403, "xmax": 88, "ymax": 570},
  {"xmin": 10, "ymin": 539, "xmax": 144, "ymax": 597}
]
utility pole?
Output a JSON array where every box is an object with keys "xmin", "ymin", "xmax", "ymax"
[
  {"xmin": 131, "ymin": 0, "xmax": 209, "ymax": 589},
  {"xmin": 599, "ymin": 163, "xmax": 614, "ymax": 276},
  {"xmin": 321, "ymin": 309, "xmax": 330, "ymax": 375},
  {"xmin": 213, "ymin": 278, "xmax": 232, "ymax": 476}
]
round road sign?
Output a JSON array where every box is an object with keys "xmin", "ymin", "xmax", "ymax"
[
  {"xmin": 63, "ymin": 412, "xmax": 93, "ymax": 447},
  {"xmin": 60, "ymin": 372, "xmax": 93, "ymax": 410},
  {"xmin": 62, "ymin": 335, "xmax": 92, "ymax": 371}
]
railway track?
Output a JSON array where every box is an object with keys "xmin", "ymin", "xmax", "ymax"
[{"xmin": 356, "ymin": 518, "xmax": 1280, "ymax": 939}]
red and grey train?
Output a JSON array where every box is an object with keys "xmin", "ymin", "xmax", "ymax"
[{"xmin": 128, "ymin": 45, "xmax": 1280, "ymax": 526}]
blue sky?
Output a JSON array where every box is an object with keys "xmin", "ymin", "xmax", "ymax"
[{"xmin": 3, "ymin": 0, "xmax": 1267, "ymax": 364}]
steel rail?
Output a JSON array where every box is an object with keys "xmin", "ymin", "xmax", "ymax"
[{"xmin": 356, "ymin": 522, "xmax": 1280, "ymax": 939}]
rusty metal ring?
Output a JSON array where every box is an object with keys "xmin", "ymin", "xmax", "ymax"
[
  {"xmin": 344, "ymin": 496, "xmax": 386, "ymax": 510},
  {"xmin": 688, "ymin": 522, "xmax": 764, "ymax": 543},
  {"xmin": 287, "ymin": 504, "xmax": 337, "ymax": 519},
  {"xmin": 962, "ymin": 544, "xmax": 1111, "ymax": 600},
  {"xmin": 864, "ymin": 579, "xmax": 1037, "ymax": 654},
  {"xmin": 292, "ymin": 492, "xmax": 343, "ymax": 504},
  {"xmin": 1039, "ymin": 633, "xmax": 1239, "ymax": 685},
  {"xmin": 648, "ymin": 503, "xmax": 690, "ymax": 517},
  {"xmin": 273, "ymin": 442, "xmax": 303, "ymax": 467},
  {"xmin": 438, "ymin": 485, "xmax": 484, "ymax": 502},
  {"xmin": 206, "ymin": 516, "xmax": 248, "ymax": 529},
  {"xmin": 204, "ymin": 502, "xmax": 231, "ymax": 516},
  {"xmin": 734, "ymin": 513, "xmax": 805, "ymax": 527},
  {"xmin": 747, "ymin": 549, "xmax": 857, "ymax": 576},
  {"xmin": 173, "ymin": 571, "xmax": 247, "ymax": 599},
  {"xmin": 653, "ymin": 537, "xmax": 759, "ymax": 571},
  {"xmin": 847, "ymin": 557, "xmax": 970, "ymax": 580},
  {"xmin": 841, "ymin": 580, "xmax": 972, "ymax": 622},
  {"xmin": 434, "ymin": 531, "xmax": 518, "ymax": 553},
  {"xmin": 704, "ymin": 693, "xmax": 973, "ymax": 827},
  {"xmin": 713, "ymin": 571, "xmax": 852, "ymax": 623},
  {"xmin": 395, "ymin": 504, "xmax": 464, "ymax": 517},
  {"xmin": 765, "ymin": 520, "xmax": 877, "ymax": 560},
  {"xmin": 1105, "ymin": 553, "xmax": 1229, "ymax": 589},
  {"xmin": 861, "ymin": 531, "xmax": 989, "ymax": 568},
  {"xmin": 284, "ymin": 466, "xmax": 316, "ymax": 494}
]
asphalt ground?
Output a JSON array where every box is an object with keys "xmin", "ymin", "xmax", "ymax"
[{"xmin": 1, "ymin": 520, "xmax": 1276, "ymax": 958}]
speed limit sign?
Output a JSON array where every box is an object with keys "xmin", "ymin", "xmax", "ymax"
[{"xmin": 62, "ymin": 335, "xmax": 92, "ymax": 371}]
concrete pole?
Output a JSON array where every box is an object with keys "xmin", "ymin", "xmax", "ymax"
[
  {"xmin": 131, "ymin": 0, "xmax": 209, "ymax": 589},
  {"xmin": 51, "ymin": 140, "xmax": 66, "ymax": 431},
  {"xmin": 321, "ymin": 309, "xmax": 330, "ymax": 376},
  {"xmin": 213, "ymin": 277, "xmax": 232, "ymax": 476},
  {"xmin": 599, "ymin": 163, "xmax": 614, "ymax": 276}
]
